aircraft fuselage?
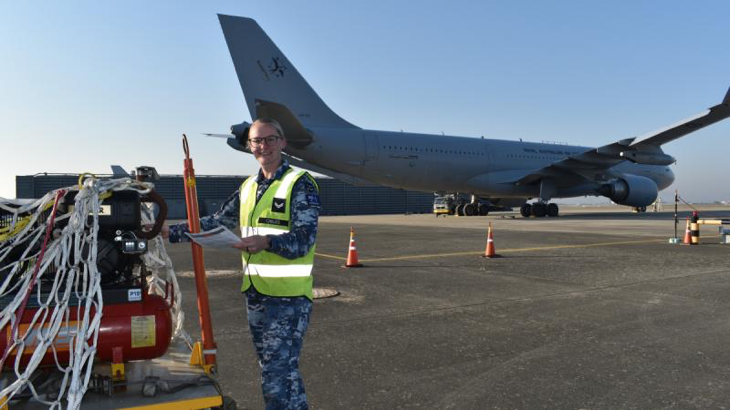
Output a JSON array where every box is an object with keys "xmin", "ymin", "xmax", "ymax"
[{"xmin": 286, "ymin": 127, "xmax": 675, "ymax": 200}]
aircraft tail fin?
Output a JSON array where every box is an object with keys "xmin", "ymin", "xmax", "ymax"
[
  {"xmin": 110, "ymin": 165, "xmax": 130, "ymax": 177},
  {"xmin": 218, "ymin": 15, "xmax": 358, "ymax": 129}
]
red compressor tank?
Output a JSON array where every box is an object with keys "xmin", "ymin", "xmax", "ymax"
[{"xmin": 0, "ymin": 289, "xmax": 173, "ymax": 368}]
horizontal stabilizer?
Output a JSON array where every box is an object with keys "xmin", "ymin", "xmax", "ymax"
[{"xmin": 203, "ymin": 133, "xmax": 233, "ymax": 139}]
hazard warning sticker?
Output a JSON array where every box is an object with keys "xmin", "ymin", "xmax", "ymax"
[{"xmin": 131, "ymin": 315, "xmax": 156, "ymax": 348}]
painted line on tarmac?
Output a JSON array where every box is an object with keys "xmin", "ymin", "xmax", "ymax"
[
  {"xmin": 317, "ymin": 235, "xmax": 721, "ymax": 263},
  {"xmin": 350, "ymin": 237, "xmax": 679, "ymax": 263},
  {"xmin": 316, "ymin": 252, "xmax": 348, "ymax": 261}
]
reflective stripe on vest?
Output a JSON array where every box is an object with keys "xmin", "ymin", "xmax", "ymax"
[{"xmin": 239, "ymin": 168, "xmax": 316, "ymax": 299}]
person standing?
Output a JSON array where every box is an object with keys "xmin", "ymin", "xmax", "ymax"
[{"xmin": 163, "ymin": 118, "xmax": 320, "ymax": 409}]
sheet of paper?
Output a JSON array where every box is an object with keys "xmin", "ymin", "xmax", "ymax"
[{"xmin": 185, "ymin": 226, "xmax": 242, "ymax": 249}]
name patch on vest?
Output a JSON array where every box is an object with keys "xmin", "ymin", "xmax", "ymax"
[
  {"xmin": 258, "ymin": 217, "xmax": 289, "ymax": 227},
  {"xmin": 272, "ymin": 198, "xmax": 286, "ymax": 213}
]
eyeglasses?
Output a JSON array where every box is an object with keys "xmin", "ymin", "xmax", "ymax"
[{"xmin": 248, "ymin": 135, "xmax": 282, "ymax": 147}]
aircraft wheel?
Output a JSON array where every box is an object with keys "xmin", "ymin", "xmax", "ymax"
[
  {"xmin": 464, "ymin": 203, "xmax": 477, "ymax": 216},
  {"xmin": 532, "ymin": 202, "xmax": 547, "ymax": 217},
  {"xmin": 456, "ymin": 204, "xmax": 465, "ymax": 216},
  {"xmin": 520, "ymin": 203, "xmax": 532, "ymax": 218},
  {"xmin": 547, "ymin": 203, "xmax": 559, "ymax": 217},
  {"xmin": 478, "ymin": 204, "xmax": 489, "ymax": 216}
]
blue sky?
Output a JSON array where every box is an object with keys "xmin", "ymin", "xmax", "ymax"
[{"xmin": 1, "ymin": 1, "xmax": 729, "ymax": 202}]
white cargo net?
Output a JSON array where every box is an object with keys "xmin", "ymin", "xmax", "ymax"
[{"xmin": 0, "ymin": 177, "xmax": 188, "ymax": 409}]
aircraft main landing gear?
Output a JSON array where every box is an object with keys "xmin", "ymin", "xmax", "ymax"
[
  {"xmin": 521, "ymin": 202, "xmax": 560, "ymax": 218},
  {"xmin": 520, "ymin": 203, "xmax": 531, "ymax": 217}
]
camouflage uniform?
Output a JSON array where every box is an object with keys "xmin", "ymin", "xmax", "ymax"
[{"xmin": 169, "ymin": 160, "xmax": 319, "ymax": 409}]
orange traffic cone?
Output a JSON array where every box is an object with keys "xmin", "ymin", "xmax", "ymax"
[
  {"xmin": 343, "ymin": 226, "xmax": 363, "ymax": 268},
  {"xmin": 682, "ymin": 217, "xmax": 692, "ymax": 245},
  {"xmin": 481, "ymin": 222, "xmax": 500, "ymax": 258}
]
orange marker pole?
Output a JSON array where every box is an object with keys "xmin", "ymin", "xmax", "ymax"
[{"xmin": 182, "ymin": 134, "xmax": 217, "ymax": 368}]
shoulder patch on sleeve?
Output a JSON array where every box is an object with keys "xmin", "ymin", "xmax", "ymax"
[{"xmin": 306, "ymin": 194, "xmax": 320, "ymax": 206}]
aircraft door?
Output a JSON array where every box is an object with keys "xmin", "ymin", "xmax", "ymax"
[
  {"xmin": 365, "ymin": 133, "xmax": 379, "ymax": 159},
  {"xmin": 482, "ymin": 143, "xmax": 491, "ymax": 172},
  {"xmin": 362, "ymin": 132, "xmax": 380, "ymax": 176}
]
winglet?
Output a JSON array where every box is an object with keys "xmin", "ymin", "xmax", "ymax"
[{"xmin": 724, "ymin": 87, "xmax": 730, "ymax": 105}]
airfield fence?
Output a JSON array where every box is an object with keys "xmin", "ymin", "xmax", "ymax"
[{"xmin": 15, "ymin": 174, "xmax": 434, "ymax": 218}]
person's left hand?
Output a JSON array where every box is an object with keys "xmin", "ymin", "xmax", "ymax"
[{"xmin": 233, "ymin": 235, "xmax": 270, "ymax": 253}]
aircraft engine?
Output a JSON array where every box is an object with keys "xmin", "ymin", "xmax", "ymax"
[{"xmin": 597, "ymin": 174, "xmax": 658, "ymax": 207}]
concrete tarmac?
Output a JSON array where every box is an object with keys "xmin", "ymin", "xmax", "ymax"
[{"xmin": 168, "ymin": 205, "xmax": 730, "ymax": 409}]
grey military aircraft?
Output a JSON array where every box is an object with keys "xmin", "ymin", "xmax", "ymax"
[{"xmin": 211, "ymin": 15, "xmax": 730, "ymax": 217}]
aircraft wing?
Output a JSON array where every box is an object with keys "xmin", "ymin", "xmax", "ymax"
[
  {"xmin": 514, "ymin": 87, "xmax": 730, "ymax": 185},
  {"xmin": 630, "ymin": 87, "xmax": 730, "ymax": 150},
  {"xmin": 513, "ymin": 139, "xmax": 631, "ymax": 185}
]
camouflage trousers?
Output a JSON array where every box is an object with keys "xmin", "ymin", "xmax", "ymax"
[{"xmin": 246, "ymin": 288, "xmax": 313, "ymax": 410}]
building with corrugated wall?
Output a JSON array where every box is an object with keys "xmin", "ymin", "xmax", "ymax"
[{"xmin": 15, "ymin": 174, "xmax": 434, "ymax": 218}]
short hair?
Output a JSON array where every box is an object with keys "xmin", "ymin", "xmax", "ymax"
[{"xmin": 250, "ymin": 118, "xmax": 284, "ymax": 138}]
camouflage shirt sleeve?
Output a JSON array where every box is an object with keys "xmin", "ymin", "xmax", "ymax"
[
  {"xmin": 266, "ymin": 175, "xmax": 320, "ymax": 259},
  {"xmin": 168, "ymin": 189, "xmax": 241, "ymax": 243}
]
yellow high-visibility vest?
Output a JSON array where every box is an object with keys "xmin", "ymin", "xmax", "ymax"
[{"xmin": 239, "ymin": 168, "xmax": 317, "ymax": 299}]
